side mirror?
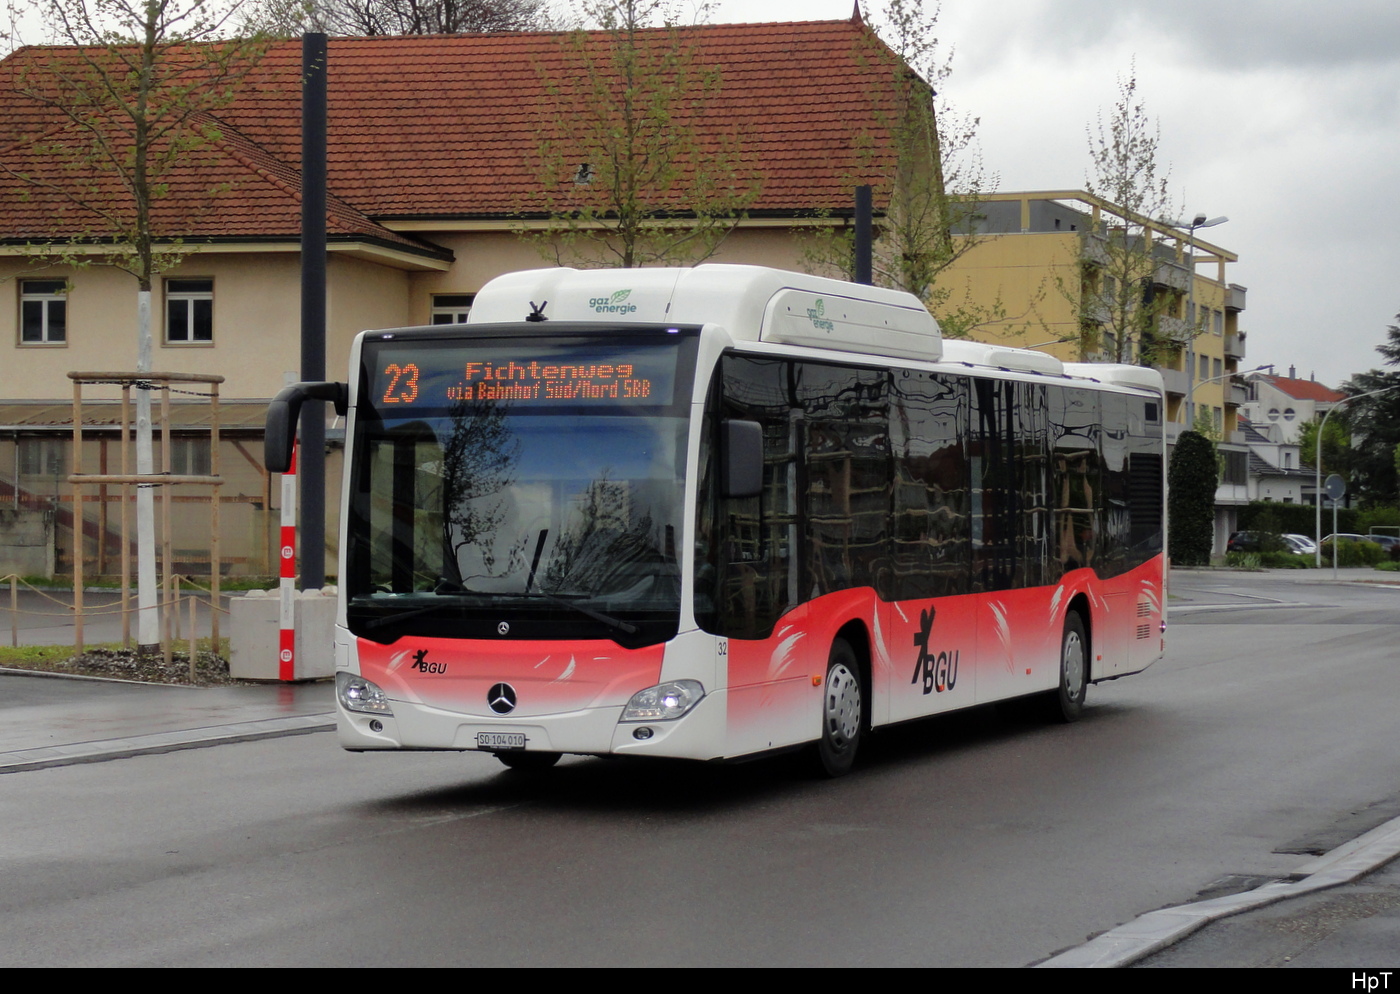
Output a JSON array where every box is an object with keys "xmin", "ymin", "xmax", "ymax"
[
  {"xmin": 265, "ymin": 381, "xmax": 348, "ymax": 473},
  {"xmin": 721, "ymin": 419, "xmax": 763, "ymax": 499}
]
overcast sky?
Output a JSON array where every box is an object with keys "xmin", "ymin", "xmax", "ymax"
[{"xmin": 715, "ymin": 0, "xmax": 1400, "ymax": 389}]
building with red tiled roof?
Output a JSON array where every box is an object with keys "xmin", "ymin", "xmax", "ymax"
[
  {"xmin": 1243, "ymin": 368, "xmax": 1345, "ymax": 445},
  {"xmin": 0, "ymin": 17, "xmax": 920, "ymax": 574}
]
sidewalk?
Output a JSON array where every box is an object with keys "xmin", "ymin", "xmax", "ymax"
[
  {"xmin": 1039, "ymin": 810, "xmax": 1400, "ymax": 967},
  {"xmin": 0, "ymin": 668, "xmax": 334, "ymax": 773}
]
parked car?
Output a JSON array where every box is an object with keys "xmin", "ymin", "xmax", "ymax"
[
  {"xmin": 1227, "ymin": 531, "xmax": 1262, "ymax": 553},
  {"xmin": 1227, "ymin": 531, "xmax": 1292, "ymax": 554},
  {"xmin": 1321, "ymin": 533, "xmax": 1379, "ymax": 546},
  {"xmin": 1282, "ymin": 534, "xmax": 1317, "ymax": 556}
]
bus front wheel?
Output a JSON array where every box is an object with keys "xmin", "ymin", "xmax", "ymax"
[
  {"xmin": 814, "ymin": 638, "xmax": 864, "ymax": 777},
  {"xmin": 1048, "ymin": 613, "xmax": 1088, "ymax": 723}
]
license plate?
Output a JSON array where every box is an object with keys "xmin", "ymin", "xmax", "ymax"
[{"xmin": 477, "ymin": 731, "xmax": 526, "ymax": 750}]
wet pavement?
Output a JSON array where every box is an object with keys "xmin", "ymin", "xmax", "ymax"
[
  {"xmin": 0, "ymin": 669, "xmax": 333, "ymax": 773},
  {"xmin": 4, "ymin": 568, "xmax": 1399, "ymax": 967}
]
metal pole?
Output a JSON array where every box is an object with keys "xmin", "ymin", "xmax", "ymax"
[
  {"xmin": 71, "ymin": 379, "xmax": 84, "ymax": 654},
  {"xmin": 300, "ymin": 32, "xmax": 328, "ymax": 591},
  {"xmin": 210, "ymin": 382, "xmax": 221, "ymax": 649},
  {"xmin": 120, "ymin": 385, "xmax": 131, "ymax": 647},
  {"xmin": 1184, "ymin": 229, "xmax": 1197, "ymax": 428},
  {"xmin": 853, "ymin": 185, "xmax": 873, "ymax": 286},
  {"xmin": 1332, "ymin": 500, "xmax": 1339, "ymax": 580},
  {"xmin": 161, "ymin": 383, "xmax": 173, "ymax": 671}
]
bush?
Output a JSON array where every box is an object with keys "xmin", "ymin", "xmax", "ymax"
[
  {"xmin": 1239, "ymin": 500, "xmax": 1357, "ymax": 539},
  {"xmin": 1260, "ymin": 551, "xmax": 1311, "ymax": 569},
  {"xmin": 1169, "ymin": 432, "xmax": 1217, "ymax": 566},
  {"xmin": 1320, "ymin": 538, "xmax": 1385, "ymax": 567},
  {"xmin": 1225, "ymin": 552, "xmax": 1263, "ymax": 570}
]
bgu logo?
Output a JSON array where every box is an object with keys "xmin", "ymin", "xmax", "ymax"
[
  {"xmin": 410, "ymin": 649, "xmax": 447, "ymax": 675},
  {"xmin": 910, "ymin": 606, "xmax": 958, "ymax": 695}
]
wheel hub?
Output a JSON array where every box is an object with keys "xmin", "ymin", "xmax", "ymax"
[{"xmin": 825, "ymin": 663, "xmax": 861, "ymax": 748}]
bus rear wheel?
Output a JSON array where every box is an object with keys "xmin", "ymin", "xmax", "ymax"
[
  {"xmin": 495, "ymin": 751, "xmax": 561, "ymax": 772},
  {"xmin": 814, "ymin": 638, "xmax": 864, "ymax": 777},
  {"xmin": 1047, "ymin": 613, "xmax": 1088, "ymax": 723}
]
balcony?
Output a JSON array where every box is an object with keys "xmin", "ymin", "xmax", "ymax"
[
  {"xmin": 1229, "ymin": 382, "xmax": 1248, "ymax": 406},
  {"xmin": 1154, "ymin": 261, "xmax": 1189, "ymax": 292},
  {"xmin": 1224, "ymin": 331, "xmax": 1246, "ymax": 358},
  {"xmin": 1081, "ymin": 230, "xmax": 1110, "ymax": 266},
  {"xmin": 1157, "ymin": 315, "xmax": 1192, "ymax": 343},
  {"xmin": 1226, "ymin": 283, "xmax": 1248, "ymax": 312},
  {"xmin": 1160, "ymin": 367, "xmax": 1189, "ymax": 396}
]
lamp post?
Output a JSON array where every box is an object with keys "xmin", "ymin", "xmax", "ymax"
[
  {"xmin": 1313, "ymin": 385, "xmax": 1400, "ymax": 566},
  {"xmin": 1160, "ymin": 214, "xmax": 1228, "ymax": 428}
]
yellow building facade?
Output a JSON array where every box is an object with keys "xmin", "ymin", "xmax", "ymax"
[{"xmin": 939, "ymin": 191, "xmax": 1248, "ymax": 442}]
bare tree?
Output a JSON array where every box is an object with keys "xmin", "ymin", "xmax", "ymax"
[
  {"xmin": 3, "ymin": 0, "xmax": 267, "ymax": 653},
  {"xmin": 1077, "ymin": 64, "xmax": 1183, "ymax": 365},
  {"xmin": 529, "ymin": 0, "xmax": 759, "ymax": 268},
  {"xmin": 804, "ymin": 0, "xmax": 1001, "ymax": 338},
  {"xmin": 254, "ymin": 0, "xmax": 555, "ymax": 36}
]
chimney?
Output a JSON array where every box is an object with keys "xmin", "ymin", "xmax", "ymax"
[{"xmin": 1289, "ymin": 365, "xmax": 1296, "ymax": 379}]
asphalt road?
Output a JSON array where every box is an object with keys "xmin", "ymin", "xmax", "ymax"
[{"xmin": 2, "ymin": 569, "xmax": 1398, "ymax": 966}]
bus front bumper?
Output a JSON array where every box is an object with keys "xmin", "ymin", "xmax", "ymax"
[{"xmin": 337, "ymin": 688, "xmax": 728, "ymax": 762}]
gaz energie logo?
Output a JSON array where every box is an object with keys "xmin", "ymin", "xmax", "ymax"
[
  {"xmin": 589, "ymin": 289, "xmax": 638, "ymax": 314},
  {"xmin": 807, "ymin": 297, "xmax": 835, "ymax": 331}
]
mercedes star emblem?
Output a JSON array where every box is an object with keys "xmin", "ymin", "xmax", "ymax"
[
  {"xmin": 487, "ymin": 683, "xmax": 517, "ymax": 715},
  {"xmin": 497, "ymin": 621, "xmax": 510, "ymax": 635}
]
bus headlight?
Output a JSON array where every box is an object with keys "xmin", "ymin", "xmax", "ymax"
[
  {"xmin": 621, "ymin": 680, "xmax": 704, "ymax": 722},
  {"xmin": 337, "ymin": 672, "xmax": 393, "ymax": 715}
]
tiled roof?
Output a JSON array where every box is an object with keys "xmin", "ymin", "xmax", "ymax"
[
  {"xmin": 0, "ymin": 107, "xmax": 438, "ymax": 252},
  {"xmin": 1259, "ymin": 374, "xmax": 1344, "ymax": 404},
  {"xmin": 1, "ymin": 20, "xmax": 905, "ymax": 243}
]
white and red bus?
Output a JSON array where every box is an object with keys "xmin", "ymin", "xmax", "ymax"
[{"xmin": 267, "ymin": 265, "xmax": 1166, "ymax": 775}]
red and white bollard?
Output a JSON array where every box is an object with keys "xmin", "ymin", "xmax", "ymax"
[{"xmin": 278, "ymin": 443, "xmax": 297, "ymax": 681}]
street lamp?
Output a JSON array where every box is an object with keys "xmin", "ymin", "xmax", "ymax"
[
  {"xmin": 1312, "ymin": 384, "xmax": 1400, "ymax": 566},
  {"xmin": 1160, "ymin": 214, "xmax": 1228, "ymax": 428}
]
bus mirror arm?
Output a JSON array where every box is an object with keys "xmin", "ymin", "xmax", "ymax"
[
  {"xmin": 721, "ymin": 419, "xmax": 764, "ymax": 499},
  {"xmin": 265, "ymin": 381, "xmax": 349, "ymax": 474}
]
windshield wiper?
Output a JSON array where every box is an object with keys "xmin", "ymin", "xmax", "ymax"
[
  {"xmin": 361, "ymin": 600, "xmax": 461, "ymax": 630},
  {"xmin": 528, "ymin": 590, "xmax": 638, "ymax": 635}
]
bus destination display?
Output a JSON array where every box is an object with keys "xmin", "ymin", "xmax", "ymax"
[{"xmin": 370, "ymin": 342, "xmax": 678, "ymax": 410}]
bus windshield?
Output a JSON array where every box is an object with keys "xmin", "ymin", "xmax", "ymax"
[{"xmin": 346, "ymin": 329, "xmax": 698, "ymax": 646}]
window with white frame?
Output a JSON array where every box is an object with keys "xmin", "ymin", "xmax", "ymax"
[
  {"xmin": 19, "ymin": 280, "xmax": 68, "ymax": 344},
  {"xmin": 430, "ymin": 294, "xmax": 474, "ymax": 325},
  {"xmin": 165, "ymin": 278, "xmax": 213, "ymax": 343}
]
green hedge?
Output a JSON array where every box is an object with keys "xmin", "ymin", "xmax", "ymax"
[
  {"xmin": 1237, "ymin": 501, "xmax": 1357, "ymax": 539},
  {"xmin": 1319, "ymin": 539, "xmax": 1386, "ymax": 567}
]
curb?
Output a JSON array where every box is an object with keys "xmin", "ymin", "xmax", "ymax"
[
  {"xmin": 0, "ymin": 712, "xmax": 336, "ymax": 774},
  {"xmin": 1036, "ymin": 814, "xmax": 1400, "ymax": 967}
]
